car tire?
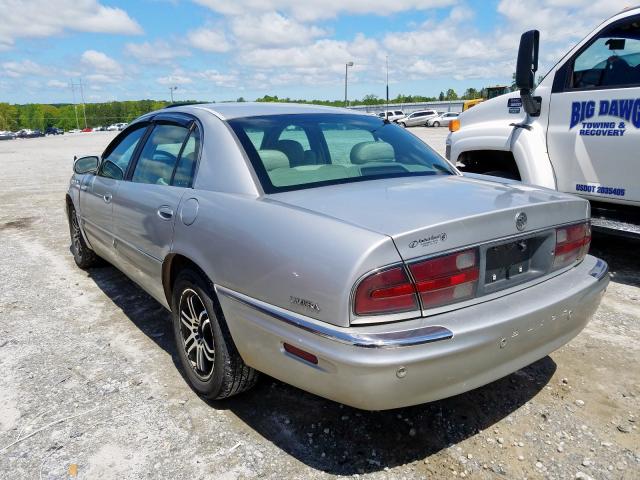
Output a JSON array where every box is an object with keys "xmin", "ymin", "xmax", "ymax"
[
  {"xmin": 68, "ymin": 205, "xmax": 100, "ymax": 269},
  {"xmin": 433, "ymin": 121, "xmax": 440, "ymax": 127},
  {"xmin": 400, "ymin": 122, "xmax": 406, "ymax": 128},
  {"xmin": 172, "ymin": 268, "xmax": 258, "ymax": 400}
]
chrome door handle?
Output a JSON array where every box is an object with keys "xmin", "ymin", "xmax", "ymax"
[
  {"xmin": 103, "ymin": 193, "xmax": 112, "ymax": 203},
  {"xmin": 157, "ymin": 206, "xmax": 174, "ymax": 220}
]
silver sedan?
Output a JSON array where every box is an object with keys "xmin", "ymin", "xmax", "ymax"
[
  {"xmin": 66, "ymin": 103, "xmax": 607, "ymax": 410},
  {"xmin": 427, "ymin": 112, "xmax": 459, "ymax": 127}
]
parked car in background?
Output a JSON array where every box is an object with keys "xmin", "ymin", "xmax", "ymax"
[
  {"xmin": 427, "ymin": 112, "xmax": 459, "ymax": 127},
  {"xmin": 81, "ymin": 128, "xmax": 93, "ymax": 133},
  {"xmin": 107, "ymin": 122, "xmax": 128, "ymax": 131},
  {"xmin": 66, "ymin": 103, "xmax": 608, "ymax": 411},
  {"xmin": 93, "ymin": 126, "xmax": 106, "ymax": 132},
  {"xmin": 45, "ymin": 127, "xmax": 64, "ymax": 135},
  {"xmin": 16, "ymin": 129, "xmax": 44, "ymax": 138},
  {"xmin": 398, "ymin": 110, "xmax": 438, "ymax": 127},
  {"xmin": 0, "ymin": 131, "xmax": 15, "ymax": 140},
  {"xmin": 377, "ymin": 110, "xmax": 405, "ymax": 122},
  {"xmin": 68, "ymin": 129, "xmax": 81, "ymax": 134}
]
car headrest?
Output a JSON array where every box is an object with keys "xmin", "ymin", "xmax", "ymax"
[
  {"xmin": 350, "ymin": 141, "xmax": 395, "ymax": 164},
  {"xmin": 275, "ymin": 139, "xmax": 305, "ymax": 166},
  {"xmin": 259, "ymin": 150, "xmax": 290, "ymax": 171},
  {"xmin": 303, "ymin": 149, "xmax": 318, "ymax": 165}
]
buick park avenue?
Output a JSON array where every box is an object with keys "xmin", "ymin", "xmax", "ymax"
[{"xmin": 66, "ymin": 103, "xmax": 608, "ymax": 410}]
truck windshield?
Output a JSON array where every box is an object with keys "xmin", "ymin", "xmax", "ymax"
[{"xmin": 229, "ymin": 114, "xmax": 455, "ymax": 193}]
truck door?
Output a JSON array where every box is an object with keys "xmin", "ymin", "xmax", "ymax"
[{"xmin": 546, "ymin": 14, "xmax": 640, "ymax": 206}]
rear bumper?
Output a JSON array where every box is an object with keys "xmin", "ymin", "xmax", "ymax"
[{"xmin": 216, "ymin": 255, "xmax": 608, "ymax": 410}]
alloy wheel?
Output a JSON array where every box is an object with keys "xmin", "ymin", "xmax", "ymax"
[
  {"xmin": 178, "ymin": 288, "xmax": 215, "ymax": 380},
  {"xmin": 71, "ymin": 213, "xmax": 82, "ymax": 256}
]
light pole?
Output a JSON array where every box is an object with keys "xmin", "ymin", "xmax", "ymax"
[
  {"xmin": 344, "ymin": 61, "xmax": 354, "ymax": 107},
  {"xmin": 386, "ymin": 55, "xmax": 389, "ymax": 114},
  {"xmin": 169, "ymin": 86, "xmax": 178, "ymax": 103}
]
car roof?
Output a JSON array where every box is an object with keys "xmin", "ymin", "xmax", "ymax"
[{"xmin": 161, "ymin": 102, "xmax": 355, "ymax": 121}]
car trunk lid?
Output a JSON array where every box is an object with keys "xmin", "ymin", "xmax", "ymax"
[{"xmin": 268, "ymin": 174, "xmax": 589, "ymax": 261}]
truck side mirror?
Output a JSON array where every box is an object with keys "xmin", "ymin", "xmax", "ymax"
[{"xmin": 516, "ymin": 30, "xmax": 542, "ymax": 117}]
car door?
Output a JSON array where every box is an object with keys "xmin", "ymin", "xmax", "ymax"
[
  {"xmin": 546, "ymin": 14, "xmax": 640, "ymax": 204},
  {"xmin": 442, "ymin": 113, "xmax": 456, "ymax": 125},
  {"xmin": 407, "ymin": 112, "xmax": 422, "ymax": 126},
  {"xmin": 112, "ymin": 115, "xmax": 200, "ymax": 303},
  {"xmin": 80, "ymin": 124, "xmax": 148, "ymax": 261}
]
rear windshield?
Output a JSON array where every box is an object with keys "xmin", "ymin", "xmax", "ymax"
[{"xmin": 228, "ymin": 113, "xmax": 455, "ymax": 193}]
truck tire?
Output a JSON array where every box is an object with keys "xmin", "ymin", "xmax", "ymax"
[{"xmin": 172, "ymin": 268, "xmax": 258, "ymax": 400}]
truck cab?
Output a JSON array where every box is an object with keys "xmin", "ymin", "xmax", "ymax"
[{"xmin": 447, "ymin": 7, "xmax": 640, "ymax": 238}]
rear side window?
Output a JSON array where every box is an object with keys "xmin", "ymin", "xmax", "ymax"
[
  {"xmin": 172, "ymin": 127, "xmax": 201, "ymax": 188},
  {"xmin": 131, "ymin": 124, "xmax": 190, "ymax": 185},
  {"xmin": 100, "ymin": 125, "xmax": 147, "ymax": 180},
  {"xmin": 245, "ymin": 128, "xmax": 264, "ymax": 150}
]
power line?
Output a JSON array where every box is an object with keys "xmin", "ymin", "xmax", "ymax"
[{"xmin": 69, "ymin": 82, "xmax": 79, "ymax": 130}]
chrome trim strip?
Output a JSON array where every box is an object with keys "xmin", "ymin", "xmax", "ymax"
[
  {"xmin": 589, "ymin": 259, "xmax": 609, "ymax": 280},
  {"xmin": 215, "ymin": 285, "xmax": 453, "ymax": 349}
]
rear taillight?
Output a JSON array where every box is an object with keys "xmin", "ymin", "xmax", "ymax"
[
  {"xmin": 554, "ymin": 221, "xmax": 591, "ymax": 269},
  {"xmin": 409, "ymin": 249, "xmax": 479, "ymax": 309},
  {"xmin": 354, "ymin": 250, "xmax": 480, "ymax": 316},
  {"xmin": 354, "ymin": 266, "xmax": 419, "ymax": 315}
]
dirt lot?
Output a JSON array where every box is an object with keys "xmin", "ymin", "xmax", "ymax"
[{"xmin": 0, "ymin": 130, "xmax": 638, "ymax": 480}]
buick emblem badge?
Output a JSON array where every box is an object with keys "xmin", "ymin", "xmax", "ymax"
[{"xmin": 515, "ymin": 212, "xmax": 527, "ymax": 231}]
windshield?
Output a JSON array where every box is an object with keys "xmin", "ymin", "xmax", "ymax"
[{"xmin": 228, "ymin": 113, "xmax": 455, "ymax": 193}]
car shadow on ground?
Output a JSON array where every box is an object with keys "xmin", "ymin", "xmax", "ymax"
[
  {"xmin": 85, "ymin": 262, "xmax": 556, "ymax": 475},
  {"xmin": 590, "ymin": 233, "xmax": 640, "ymax": 288}
]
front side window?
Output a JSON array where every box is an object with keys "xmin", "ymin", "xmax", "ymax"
[
  {"xmin": 100, "ymin": 125, "xmax": 147, "ymax": 180},
  {"xmin": 572, "ymin": 16, "xmax": 640, "ymax": 89},
  {"xmin": 229, "ymin": 114, "xmax": 455, "ymax": 193},
  {"xmin": 131, "ymin": 124, "xmax": 190, "ymax": 185}
]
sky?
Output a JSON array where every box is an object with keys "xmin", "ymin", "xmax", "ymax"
[{"xmin": 0, "ymin": 0, "xmax": 632, "ymax": 104}]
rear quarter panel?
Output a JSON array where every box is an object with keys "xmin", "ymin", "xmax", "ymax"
[{"xmin": 170, "ymin": 192, "xmax": 402, "ymax": 327}]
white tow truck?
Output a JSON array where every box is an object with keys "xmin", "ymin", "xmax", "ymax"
[{"xmin": 447, "ymin": 6, "xmax": 640, "ymax": 238}]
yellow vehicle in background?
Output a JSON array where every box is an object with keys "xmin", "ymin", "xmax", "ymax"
[
  {"xmin": 463, "ymin": 98, "xmax": 484, "ymax": 111},
  {"xmin": 462, "ymin": 85, "xmax": 511, "ymax": 111}
]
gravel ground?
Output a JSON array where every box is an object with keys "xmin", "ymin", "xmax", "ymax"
[{"xmin": 0, "ymin": 130, "xmax": 638, "ymax": 480}]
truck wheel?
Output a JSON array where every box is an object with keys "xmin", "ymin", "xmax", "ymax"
[
  {"xmin": 172, "ymin": 268, "xmax": 258, "ymax": 400},
  {"xmin": 69, "ymin": 205, "xmax": 100, "ymax": 269},
  {"xmin": 433, "ymin": 121, "xmax": 440, "ymax": 127}
]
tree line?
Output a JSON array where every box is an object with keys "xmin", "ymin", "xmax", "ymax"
[
  {"xmin": 253, "ymin": 88, "xmax": 484, "ymax": 107},
  {"xmin": 0, "ymin": 87, "xmax": 486, "ymax": 131},
  {"xmin": 0, "ymin": 100, "xmax": 170, "ymax": 131}
]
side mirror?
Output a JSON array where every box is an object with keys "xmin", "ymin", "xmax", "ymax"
[
  {"xmin": 515, "ymin": 30, "xmax": 541, "ymax": 117},
  {"xmin": 100, "ymin": 160, "xmax": 124, "ymax": 180},
  {"xmin": 73, "ymin": 156, "xmax": 99, "ymax": 175}
]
